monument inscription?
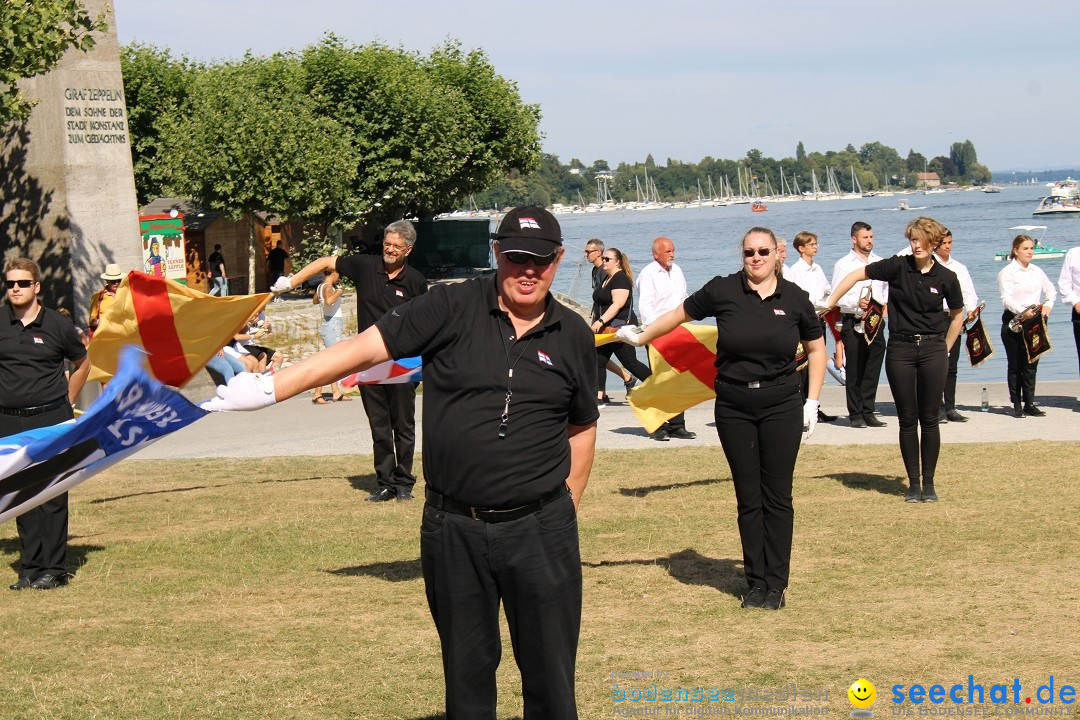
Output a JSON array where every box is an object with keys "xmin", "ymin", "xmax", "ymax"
[{"xmin": 63, "ymin": 86, "xmax": 127, "ymax": 145}]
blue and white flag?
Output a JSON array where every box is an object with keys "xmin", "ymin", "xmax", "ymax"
[{"xmin": 0, "ymin": 347, "xmax": 206, "ymax": 524}]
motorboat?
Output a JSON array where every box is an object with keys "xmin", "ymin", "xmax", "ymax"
[
  {"xmin": 751, "ymin": 201, "xmax": 767, "ymax": 212},
  {"xmin": 1032, "ymin": 196, "xmax": 1080, "ymax": 215},
  {"xmin": 994, "ymin": 225, "xmax": 1067, "ymax": 261}
]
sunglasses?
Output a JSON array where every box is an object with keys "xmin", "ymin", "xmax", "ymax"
[
  {"xmin": 743, "ymin": 248, "xmax": 772, "ymax": 258},
  {"xmin": 503, "ymin": 251, "xmax": 557, "ymax": 267},
  {"xmin": 4, "ymin": 279, "xmax": 34, "ymax": 289},
  {"xmin": 602, "ymin": 256, "xmax": 618, "ymax": 263}
]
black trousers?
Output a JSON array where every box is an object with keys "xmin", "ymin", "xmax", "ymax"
[
  {"xmin": 942, "ymin": 323, "xmax": 962, "ymax": 414},
  {"xmin": 1073, "ymin": 307, "xmax": 1080, "ymax": 378},
  {"xmin": 421, "ymin": 491, "xmax": 581, "ymax": 720},
  {"xmin": 884, "ymin": 337, "xmax": 947, "ymax": 484},
  {"xmin": 1001, "ymin": 312, "xmax": 1038, "ymax": 405},
  {"xmin": 0, "ymin": 404, "xmax": 74, "ymax": 581},
  {"xmin": 840, "ymin": 315, "xmax": 886, "ymax": 420},
  {"xmin": 359, "ymin": 383, "xmax": 417, "ymax": 490},
  {"xmin": 713, "ymin": 375, "xmax": 802, "ymax": 592},
  {"xmin": 595, "ymin": 342, "xmax": 651, "ymax": 394}
]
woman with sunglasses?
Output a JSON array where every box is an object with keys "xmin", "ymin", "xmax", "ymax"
[
  {"xmin": 88, "ymin": 263, "xmax": 124, "ymax": 339},
  {"xmin": 591, "ymin": 248, "xmax": 651, "ymax": 406},
  {"xmin": 618, "ymin": 227, "xmax": 826, "ymax": 611},
  {"xmin": 826, "ymin": 217, "xmax": 964, "ymax": 504}
]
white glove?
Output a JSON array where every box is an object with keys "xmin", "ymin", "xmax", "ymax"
[
  {"xmin": 802, "ymin": 399, "xmax": 819, "ymax": 441},
  {"xmin": 270, "ymin": 275, "xmax": 292, "ymax": 295},
  {"xmin": 200, "ymin": 372, "xmax": 277, "ymax": 412},
  {"xmin": 615, "ymin": 325, "xmax": 644, "ymax": 347}
]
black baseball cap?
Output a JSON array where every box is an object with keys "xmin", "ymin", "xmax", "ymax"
[{"xmin": 494, "ymin": 206, "xmax": 562, "ymax": 256}]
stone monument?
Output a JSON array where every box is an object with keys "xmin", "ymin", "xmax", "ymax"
[{"xmin": 0, "ymin": 0, "xmax": 141, "ymax": 326}]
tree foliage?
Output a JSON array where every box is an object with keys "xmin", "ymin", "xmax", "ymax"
[
  {"xmin": 122, "ymin": 34, "xmax": 540, "ymax": 230},
  {"xmin": 0, "ymin": 0, "xmax": 107, "ymax": 125},
  {"xmin": 120, "ymin": 43, "xmax": 200, "ymax": 205},
  {"xmin": 476, "ymin": 139, "xmax": 992, "ymax": 208}
]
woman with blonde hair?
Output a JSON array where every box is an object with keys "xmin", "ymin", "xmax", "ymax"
[
  {"xmin": 311, "ymin": 269, "xmax": 350, "ymax": 403},
  {"xmin": 827, "ymin": 216, "xmax": 964, "ymax": 503}
]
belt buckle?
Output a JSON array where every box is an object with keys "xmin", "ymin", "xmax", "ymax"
[
  {"xmin": 913, "ymin": 334, "xmax": 923, "ymax": 345},
  {"xmin": 748, "ymin": 381, "xmax": 760, "ymax": 389}
]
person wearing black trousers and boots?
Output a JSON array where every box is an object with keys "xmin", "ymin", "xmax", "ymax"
[
  {"xmin": 998, "ymin": 233, "xmax": 1056, "ymax": 418},
  {"xmin": 1, "ymin": 258, "xmax": 90, "ymax": 590},
  {"xmin": 828, "ymin": 217, "xmax": 965, "ymax": 503},
  {"xmin": 619, "ymin": 227, "xmax": 826, "ymax": 611}
]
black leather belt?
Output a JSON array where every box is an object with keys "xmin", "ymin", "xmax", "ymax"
[
  {"xmin": 0, "ymin": 399, "xmax": 68, "ymax": 417},
  {"xmin": 891, "ymin": 333, "xmax": 943, "ymax": 344},
  {"xmin": 425, "ymin": 484, "xmax": 568, "ymax": 523},
  {"xmin": 717, "ymin": 376, "xmax": 786, "ymax": 389}
]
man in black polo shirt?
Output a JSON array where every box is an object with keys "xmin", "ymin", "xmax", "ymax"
[
  {"xmin": 1, "ymin": 257, "xmax": 90, "ymax": 590},
  {"xmin": 210, "ymin": 206, "xmax": 599, "ymax": 719},
  {"xmin": 276, "ymin": 220, "xmax": 428, "ymax": 501}
]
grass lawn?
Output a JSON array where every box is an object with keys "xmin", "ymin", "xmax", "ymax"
[{"xmin": 1, "ymin": 442, "xmax": 1078, "ymax": 719}]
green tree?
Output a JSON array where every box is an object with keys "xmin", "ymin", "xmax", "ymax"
[
  {"xmin": 0, "ymin": 0, "xmax": 107, "ymax": 125},
  {"xmin": 157, "ymin": 53, "xmax": 360, "ymax": 288},
  {"xmin": 120, "ymin": 43, "xmax": 200, "ymax": 205}
]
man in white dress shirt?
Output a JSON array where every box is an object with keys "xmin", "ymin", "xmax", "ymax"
[
  {"xmin": 636, "ymin": 236, "xmax": 696, "ymax": 441},
  {"xmin": 831, "ymin": 221, "xmax": 889, "ymax": 428},
  {"xmin": 1058, "ymin": 245, "xmax": 1080, "ymax": 379},
  {"xmin": 934, "ymin": 231, "xmax": 980, "ymax": 422},
  {"xmin": 786, "ymin": 231, "xmax": 838, "ymax": 422}
]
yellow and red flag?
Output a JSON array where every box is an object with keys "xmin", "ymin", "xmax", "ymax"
[
  {"xmin": 87, "ymin": 272, "xmax": 269, "ymax": 387},
  {"xmin": 628, "ymin": 323, "xmax": 718, "ymax": 433}
]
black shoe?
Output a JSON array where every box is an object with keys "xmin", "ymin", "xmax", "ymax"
[
  {"xmin": 667, "ymin": 428, "xmax": 697, "ymax": 440},
  {"xmin": 921, "ymin": 484, "xmax": 938, "ymax": 502},
  {"xmin": 817, "ymin": 409, "xmax": 837, "ymax": 422},
  {"xmin": 741, "ymin": 586, "xmax": 767, "ymax": 609},
  {"xmin": 864, "ymin": 414, "xmax": 887, "ymax": 428},
  {"xmin": 1023, "ymin": 404, "xmax": 1045, "ymax": 417},
  {"xmin": 29, "ymin": 573, "xmax": 67, "ymax": 590},
  {"xmin": 624, "ymin": 377, "xmax": 638, "ymax": 394},
  {"xmin": 938, "ymin": 411, "xmax": 949, "ymax": 424},
  {"xmin": 8, "ymin": 577, "xmax": 31, "ymax": 591},
  {"xmin": 762, "ymin": 589, "xmax": 786, "ymax": 610},
  {"xmin": 366, "ymin": 488, "xmax": 396, "ymax": 503},
  {"xmin": 651, "ymin": 429, "xmax": 670, "ymax": 442},
  {"xmin": 395, "ymin": 489, "xmax": 414, "ymax": 502},
  {"xmin": 906, "ymin": 481, "xmax": 921, "ymax": 503},
  {"xmin": 946, "ymin": 410, "xmax": 968, "ymax": 423},
  {"xmin": 1012, "ymin": 403, "xmax": 1025, "ymax": 418},
  {"xmin": 597, "ymin": 395, "xmax": 612, "ymax": 408},
  {"xmin": 849, "ymin": 416, "xmax": 867, "ymax": 429}
]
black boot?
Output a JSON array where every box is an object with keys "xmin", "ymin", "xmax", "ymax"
[
  {"xmin": 906, "ymin": 479, "xmax": 921, "ymax": 503},
  {"xmin": 922, "ymin": 483, "xmax": 938, "ymax": 502},
  {"xmin": 1012, "ymin": 402, "xmax": 1024, "ymax": 419}
]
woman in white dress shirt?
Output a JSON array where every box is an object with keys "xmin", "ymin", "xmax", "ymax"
[{"xmin": 998, "ymin": 234, "xmax": 1056, "ymax": 418}]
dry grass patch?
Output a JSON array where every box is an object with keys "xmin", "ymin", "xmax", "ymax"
[{"xmin": 1, "ymin": 443, "xmax": 1078, "ymax": 718}]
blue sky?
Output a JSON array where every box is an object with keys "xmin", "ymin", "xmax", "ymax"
[{"xmin": 112, "ymin": 1, "xmax": 1080, "ymax": 171}]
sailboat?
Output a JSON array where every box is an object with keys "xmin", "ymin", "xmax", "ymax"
[{"xmin": 839, "ymin": 165, "xmax": 862, "ymax": 200}]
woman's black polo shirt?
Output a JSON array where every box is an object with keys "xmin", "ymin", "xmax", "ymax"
[
  {"xmin": 0, "ymin": 303, "xmax": 86, "ymax": 409},
  {"xmin": 864, "ymin": 255, "xmax": 962, "ymax": 335},
  {"xmin": 376, "ymin": 275, "xmax": 599, "ymax": 508},
  {"xmin": 683, "ymin": 272, "xmax": 823, "ymax": 386},
  {"xmin": 335, "ymin": 254, "xmax": 428, "ymax": 333}
]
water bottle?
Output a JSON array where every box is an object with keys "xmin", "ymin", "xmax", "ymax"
[{"xmin": 980, "ymin": 388, "xmax": 989, "ymax": 412}]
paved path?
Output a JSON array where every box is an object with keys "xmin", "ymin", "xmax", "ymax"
[{"xmin": 134, "ymin": 378, "xmax": 1080, "ymax": 460}]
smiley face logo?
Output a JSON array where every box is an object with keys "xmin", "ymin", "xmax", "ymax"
[{"xmin": 848, "ymin": 678, "xmax": 876, "ymax": 709}]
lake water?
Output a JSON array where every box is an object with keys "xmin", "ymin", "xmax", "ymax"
[{"xmin": 546, "ymin": 184, "xmax": 1080, "ymax": 382}]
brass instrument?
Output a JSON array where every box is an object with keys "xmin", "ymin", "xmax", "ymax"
[
  {"xmin": 854, "ymin": 286, "xmax": 872, "ymax": 334},
  {"xmin": 1008, "ymin": 304, "xmax": 1040, "ymax": 333}
]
